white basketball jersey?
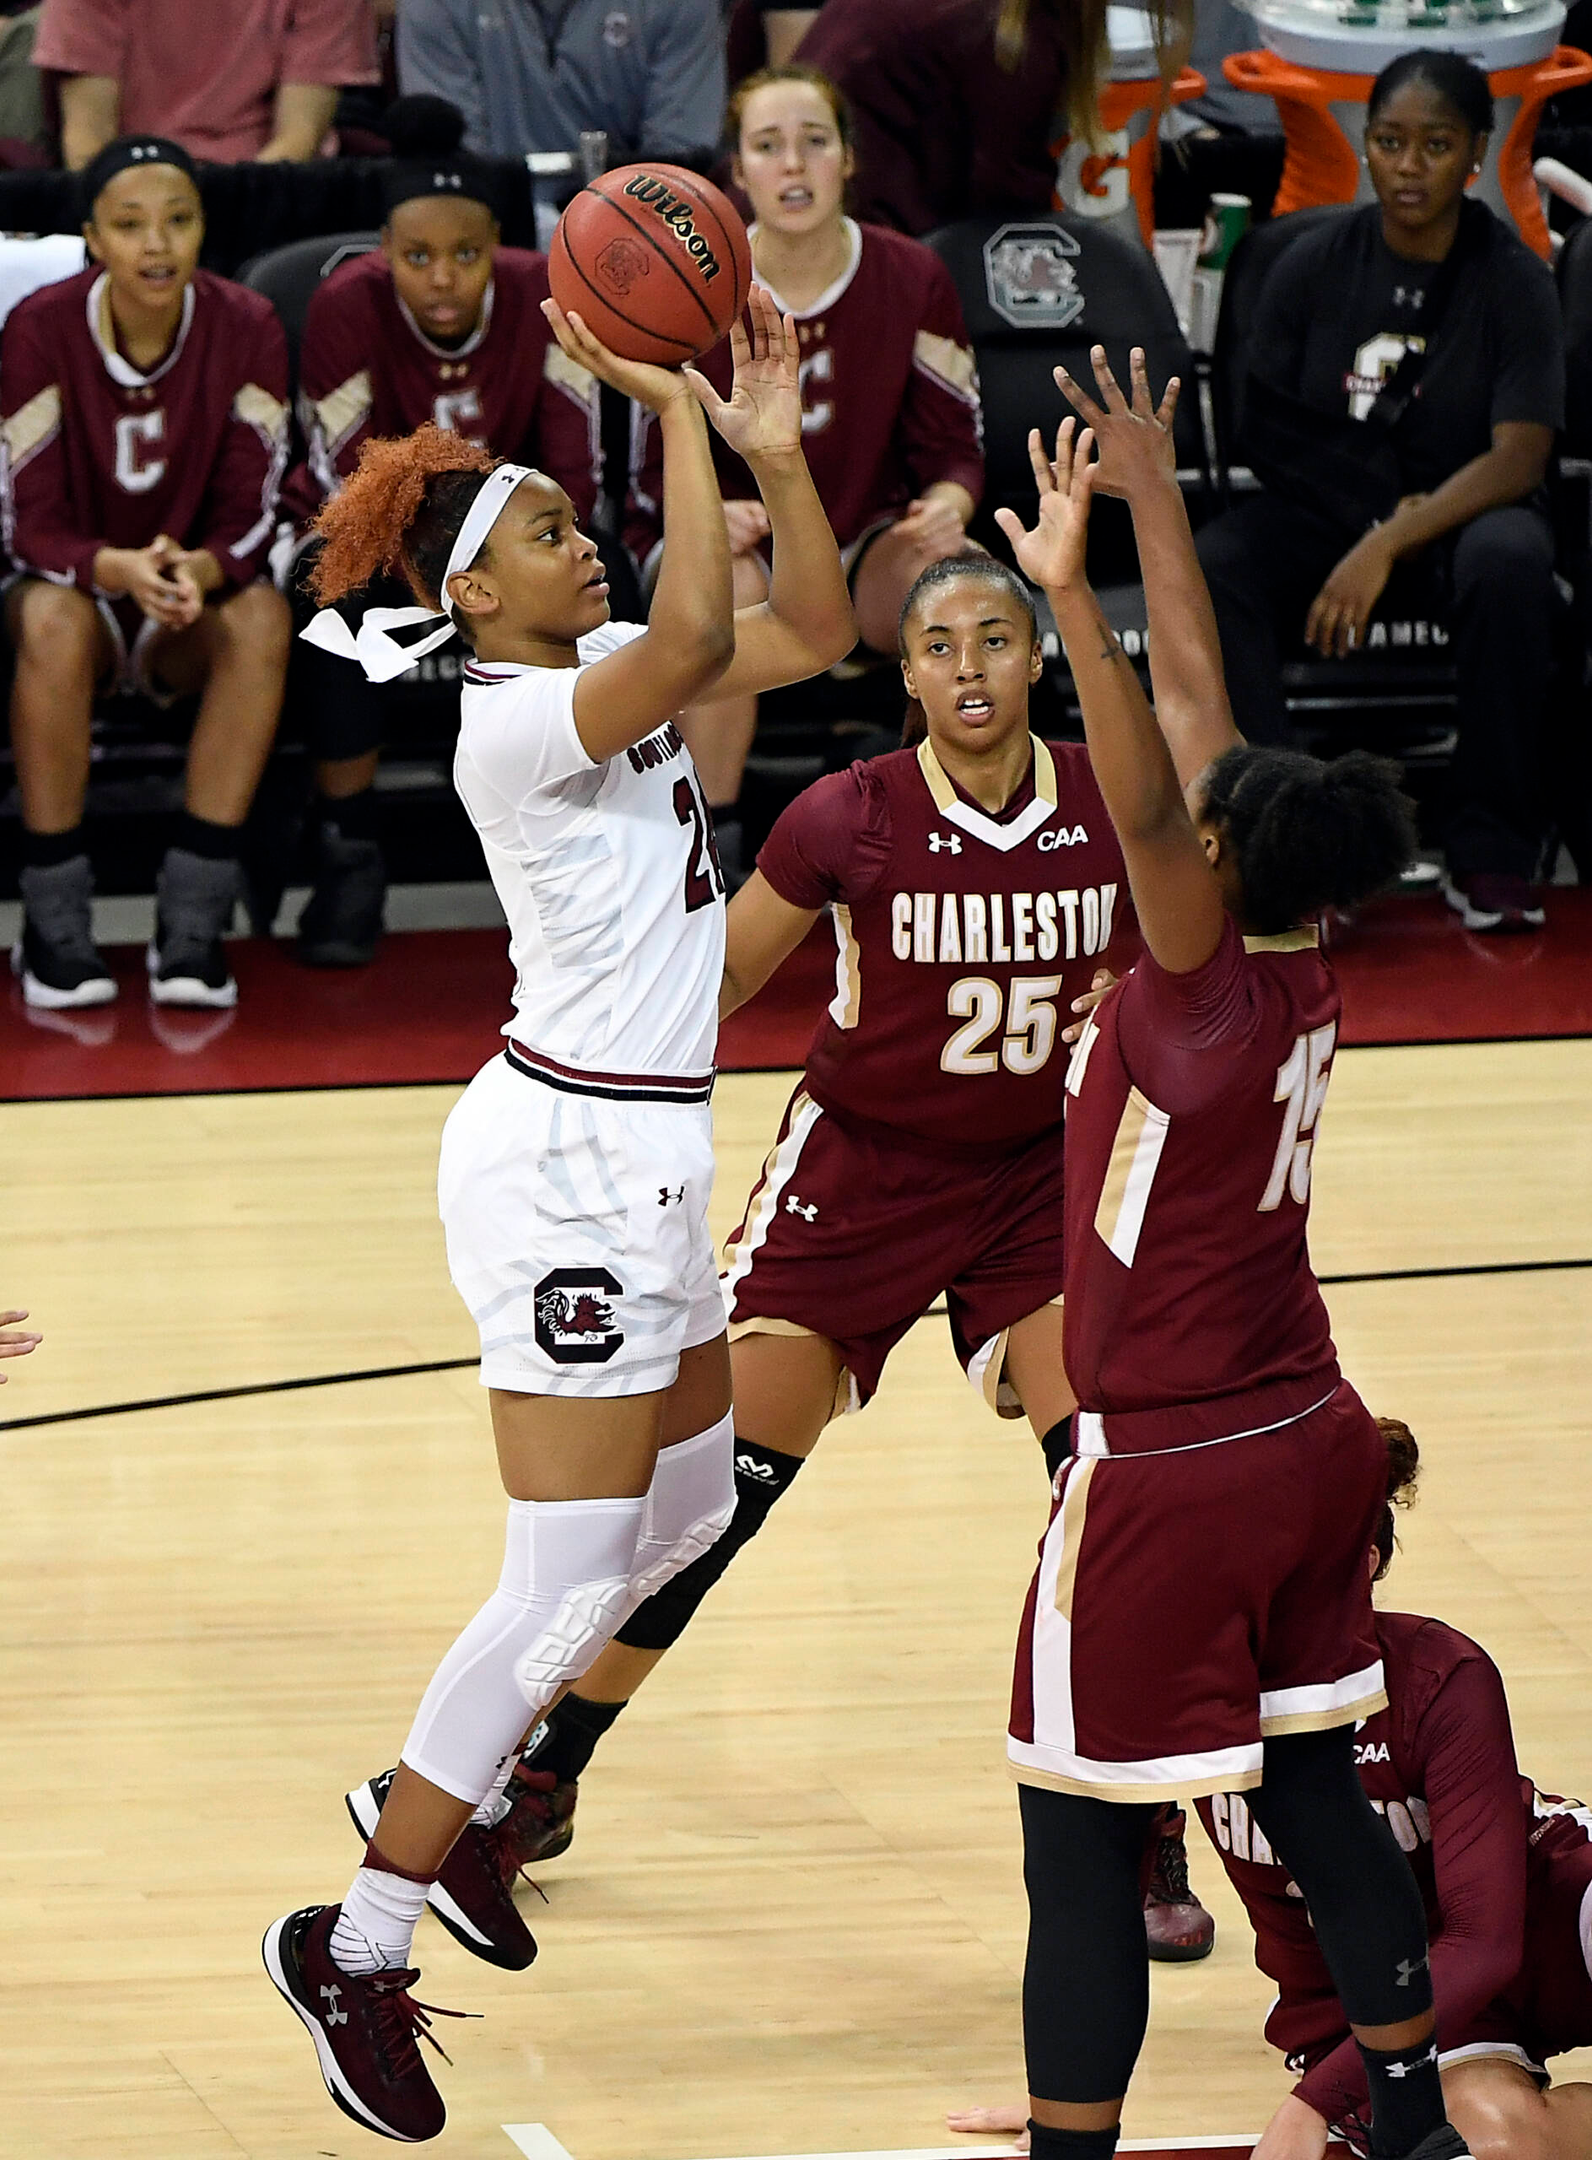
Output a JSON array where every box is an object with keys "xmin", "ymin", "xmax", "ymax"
[{"xmin": 455, "ymin": 621, "xmax": 726, "ymax": 1078}]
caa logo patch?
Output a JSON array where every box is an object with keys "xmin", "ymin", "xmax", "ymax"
[{"xmin": 534, "ymin": 1267, "xmax": 625, "ymax": 1364}]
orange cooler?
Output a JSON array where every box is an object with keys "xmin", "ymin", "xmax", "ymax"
[
  {"xmin": 1054, "ymin": 4, "xmax": 1206, "ymax": 244},
  {"xmin": 1224, "ymin": 0, "xmax": 1592, "ymax": 258}
]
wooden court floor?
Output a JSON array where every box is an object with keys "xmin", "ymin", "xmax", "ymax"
[{"xmin": 2, "ymin": 1041, "xmax": 1590, "ymax": 2160}]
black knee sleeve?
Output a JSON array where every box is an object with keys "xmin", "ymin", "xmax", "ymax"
[
  {"xmin": 1019, "ymin": 1784, "xmax": 1159, "ymax": 2105},
  {"xmin": 1250, "ymin": 1725, "xmax": 1434, "ymax": 2028},
  {"xmin": 613, "ymin": 1439, "xmax": 803, "ymax": 1651},
  {"xmin": 1040, "ymin": 1415, "xmax": 1074, "ymax": 1481}
]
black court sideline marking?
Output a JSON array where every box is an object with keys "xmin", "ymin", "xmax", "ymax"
[{"xmin": 2, "ymin": 1253, "xmax": 1588, "ymax": 1435}]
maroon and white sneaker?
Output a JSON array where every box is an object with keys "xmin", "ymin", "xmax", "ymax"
[
  {"xmin": 1143, "ymin": 1806, "xmax": 1216, "ymax": 1963},
  {"xmin": 1442, "ymin": 870, "xmax": 1545, "ymax": 934},
  {"xmin": 346, "ymin": 1770, "xmax": 538, "ymax": 1973},
  {"xmin": 497, "ymin": 1757, "xmax": 579, "ymax": 1870},
  {"xmin": 262, "ymin": 1903, "xmax": 457, "ymax": 2142}
]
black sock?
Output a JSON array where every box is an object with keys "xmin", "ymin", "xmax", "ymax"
[
  {"xmin": 1028, "ymin": 2126, "xmax": 1120, "ymax": 2160},
  {"xmin": 1040, "ymin": 1415, "xmax": 1074, "ymax": 1481},
  {"xmin": 1360, "ymin": 2034, "xmax": 1444, "ymax": 2159},
  {"xmin": 524, "ymin": 1692, "xmax": 625, "ymax": 1783},
  {"xmin": 22, "ymin": 825, "xmax": 87, "ymax": 869},
  {"xmin": 317, "ymin": 786, "xmax": 379, "ymax": 844},
  {"xmin": 173, "ymin": 809, "xmax": 240, "ymax": 863}
]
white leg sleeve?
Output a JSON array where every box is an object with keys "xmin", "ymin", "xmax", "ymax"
[
  {"xmin": 619, "ymin": 1411, "xmax": 736, "ymax": 1622},
  {"xmin": 400, "ymin": 1494, "xmax": 644, "ymax": 1805}
]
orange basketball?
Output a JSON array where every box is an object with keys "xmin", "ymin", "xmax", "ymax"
[{"xmin": 549, "ymin": 162, "xmax": 753, "ymax": 366}]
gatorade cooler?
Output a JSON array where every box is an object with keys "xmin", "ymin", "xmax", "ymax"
[
  {"xmin": 1224, "ymin": 0, "xmax": 1592, "ymax": 258},
  {"xmin": 1054, "ymin": 5, "xmax": 1206, "ymax": 245}
]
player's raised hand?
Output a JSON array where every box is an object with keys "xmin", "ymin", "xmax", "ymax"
[
  {"xmin": 0, "ymin": 1308, "xmax": 42, "ymax": 1381},
  {"xmin": 993, "ymin": 416, "xmax": 1098, "ymax": 596},
  {"xmin": 540, "ymin": 296, "xmax": 691, "ymax": 415},
  {"xmin": 1054, "ymin": 344, "xmax": 1178, "ymax": 501},
  {"xmin": 687, "ymin": 286, "xmax": 802, "ymax": 464}
]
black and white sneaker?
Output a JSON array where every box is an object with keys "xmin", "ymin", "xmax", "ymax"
[
  {"xmin": 262, "ymin": 1902, "xmax": 459, "ymax": 2142},
  {"xmin": 297, "ymin": 826, "xmax": 386, "ymax": 967},
  {"xmin": 347, "ymin": 1769, "xmax": 538, "ymax": 1973},
  {"xmin": 12, "ymin": 857, "xmax": 116, "ymax": 1009},
  {"xmin": 147, "ymin": 848, "xmax": 239, "ymax": 1008}
]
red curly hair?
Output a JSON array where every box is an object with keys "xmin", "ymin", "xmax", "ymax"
[{"xmin": 310, "ymin": 423, "xmax": 497, "ymax": 610}]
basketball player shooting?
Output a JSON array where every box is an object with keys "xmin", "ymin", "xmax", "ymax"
[{"xmin": 993, "ymin": 346, "xmax": 1469, "ymax": 2160}]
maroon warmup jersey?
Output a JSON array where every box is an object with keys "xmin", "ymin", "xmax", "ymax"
[
  {"xmin": 1196, "ymin": 1610, "xmax": 1592, "ymax": 2121},
  {"xmin": 628, "ymin": 220, "xmax": 982, "ymax": 557},
  {"xmin": 294, "ymin": 247, "xmax": 600, "ymax": 522},
  {"xmin": 756, "ymin": 739, "xmax": 1127, "ymax": 1153},
  {"xmin": 0, "ymin": 266, "xmax": 289, "ymax": 589},
  {"xmin": 1060, "ymin": 914, "xmax": 1341, "ymax": 1436}
]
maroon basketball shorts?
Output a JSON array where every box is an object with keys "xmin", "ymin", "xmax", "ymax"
[
  {"xmin": 1008, "ymin": 1381, "xmax": 1388, "ymax": 1801},
  {"xmin": 720, "ymin": 1086, "xmax": 1066, "ymax": 1417}
]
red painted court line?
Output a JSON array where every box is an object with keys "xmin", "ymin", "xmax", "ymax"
[{"xmin": 2, "ymin": 890, "xmax": 1588, "ymax": 1102}]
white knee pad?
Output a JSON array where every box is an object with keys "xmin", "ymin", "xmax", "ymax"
[
  {"xmin": 400, "ymin": 1493, "xmax": 644, "ymax": 1805},
  {"xmin": 620, "ymin": 1411, "xmax": 736, "ymax": 1621}
]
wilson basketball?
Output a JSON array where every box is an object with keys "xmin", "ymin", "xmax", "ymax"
[{"xmin": 549, "ymin": 162, "xmax": 753, "ymax": 365}]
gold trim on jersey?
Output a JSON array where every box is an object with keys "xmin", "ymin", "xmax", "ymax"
[
  {"xmin": 2, "ymin": 382, "xmax": 61, "ymax": 471},
  {"xmin": 829, "ymin": 903, "xmax": 861, "ymax": 1029},
  {"xmin": 1051, "ymin": 1455, "xmax": 1096, "ymax": 1622},
  {"xmin": 912, "ymin": 328, "xmax": 979, "ymax": 404},
  {"xmin": 544, "ymin": 343, "xmax": 597, "ymax": 404},
  {"xmin": 234, "ymin": 383, "xmax": 288, "ymax": 442},
  {"xmin": 1242, "ymin": 926, "xmax": 1320, "ymax": 953},
  {"xmin": 727, "ymin": 1316, "xmax": 815, "ymax": 1341},
  {"xmin": 1009, "ymin": 1759, "xmax": 1264, "ymax": 1802},
  {"xmin": 1093, "ymin": 1086, "xmax": 1171, "ymax": 1268},
  {"xmin": 916, "ymin": 737, "xmax": 1059, "ymax": 853},
  {"xmin": 313, "ymin": 369, "xmax": 372, "ymax": 457},
  {"xmin": 1260, "ymin": 1686, "xmax": 1388, "ymax": 1737}
]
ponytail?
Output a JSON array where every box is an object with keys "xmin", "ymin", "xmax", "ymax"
[
  {"xmin": 310, "ymin": 422, "xmax": 498, "ymax": 612},
  {"xmin": 1201, "ymin": 744, "xmax": 1417, "ymax": 933}
]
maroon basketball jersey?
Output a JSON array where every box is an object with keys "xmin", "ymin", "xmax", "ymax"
[
  {"xmin": 755, "ymin": 739, "xmax": 1127, "ymax": 1152},
  {"xmin": 293, "ymin": 247, "xmax": 600, "ymax": 522},
  {"xmin": 628, "ymin": 220, "xmax": 982, "ymax": 555},
  {"xmin": 1195, "ymin": 1610, "xmax": 1553, "ymax": 2120},
  {"xmin": 1060, "ymin": 914, "xmax": 1341, "ymax": 1428},
  {"xmin": 0, "ymin": 266, "xmax": 288, "ymax": 589}
]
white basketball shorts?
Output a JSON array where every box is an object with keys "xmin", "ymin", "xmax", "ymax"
[{"xmin": 439, "ymin": 1049, "xmax": 725, "ymax": 1398}]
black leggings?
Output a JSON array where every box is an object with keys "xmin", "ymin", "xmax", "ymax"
[{"xmin": 1021, "ymin": 1726, "xmax": 1433, "ymax": 2105}]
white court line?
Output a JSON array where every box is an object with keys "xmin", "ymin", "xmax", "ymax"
[{"xmin": 502, "ymin": 2134, "xmax": 1258, "ymax": 2160}]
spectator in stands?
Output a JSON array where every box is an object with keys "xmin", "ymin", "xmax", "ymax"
[
  {"xmin": 3, "ymin": 137, "xmax": 291, "ymax": 1011},
  {"xmin": 627, "ymin": 64, "xmax": 983, "ymax": 880},
  {"xmin": 725, "ymin": 1, "xmax": 824, "ymax": 78},
  {"xmin": 1196, "ymin": 50, "xmax": 1564, "ymax": 934},
  {"xmin": 287, "ymin": 96, "xmax": 601, "ymax": 965},
  {"xmin": 793, "ymin": 0, "xmax": 1191, "ymax": 236},
  {"xmin": 396, "ymin": 0, "xmax": 724, "ymax": 166},
  {"xmin": 0, "ymin": 2, "xmax": 49, "ymax": 163},
  {"xmin": 36, "ymin": 0, "xmax": 380, "ymax": 169}
]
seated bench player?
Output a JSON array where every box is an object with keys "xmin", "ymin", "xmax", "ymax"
[
  {"xmin": 4, "ymin": 135, "xmax": 291, "ymax": 1012},
  {"xmin": 287, "ymin": 96, "xmax": 602, "ymax": 965}
]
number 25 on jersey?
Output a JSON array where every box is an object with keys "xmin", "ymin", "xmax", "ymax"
[{"xmin": 1260, "ymin": 1021, "xmax": 1337, "ymax": 1212}]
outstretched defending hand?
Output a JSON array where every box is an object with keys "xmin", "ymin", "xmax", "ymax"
[
  {"xmin": 540, "ymin": 296, "xmax": 691, "ymax": 416},
  {"xmin": 993, "ymin": 415, "xmax": 1098, "ymax": 596},
  {"xmin": 1054, "ymin": 344, "xmax": 1179, "ymax": 502},
  {"xmin": 0, "ymin": 1308, "xmax": 42, "ymax": 1382},
  {"xmin": 687, "ymin": 286, "xmax": 803, "ymax": 464}
]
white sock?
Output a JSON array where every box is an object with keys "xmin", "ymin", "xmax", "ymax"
[{"xmin": 330, "ymin": 1863, "xmax": 433, "ymax": 1975}]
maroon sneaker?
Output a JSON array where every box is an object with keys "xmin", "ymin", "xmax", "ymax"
[
  {"xmin": 262, "ymin": 1903, "xmax": 463, "ymax": 2142},
  {"xmin": 1442, "ymin": 871, "xmax": 1545, "ymax": 933},
  {"xmin": 495, "ymin": 1758, "xmax": 579, "ymax": 1871},
  {"xmin": 345, "ymin": 1770, "xmax": 538, "ymax": 1973},
  {"xmin": 1143, "ymin": 1806, "xmax": 1216, "ymax": 1963}
]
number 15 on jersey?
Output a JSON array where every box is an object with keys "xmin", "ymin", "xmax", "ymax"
[{"xmin": 1260, "ymin": 1021, "xmax": 1337, "ymax": 1212}]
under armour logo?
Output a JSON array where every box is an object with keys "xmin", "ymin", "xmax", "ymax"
[
  {"xmin": 1392, "ymin": 285, "xmax": 1425, "ymax": 309},
  {"xmin": 1395, "ymin": 1954, "xmax": 1431, "ymax": 1988},
  {"xmin": 1386, "ymin": 2044, "xmax": 1438, "ymax": 2077},
  {"xmin": 129, "ymin": 143, "xmax": 162, "ymax": 161},
  {"xmin": 928, "ymin": 832, "xmax": 962, "ymax": 854},
  {"xmin": 658, "ymin": 1185, "xmax": 684, "ymax": 1206},
  {"xmin": 320, "ymin": 1983, "xmax": 349, "ymax": 2027},
  {"xmin": 434, "ymin": 171, "xmax": 463, "ymax": 189},
  {"xmin": 785, "ymin": 1194, "xmax": 818, "ymax": 1220}
]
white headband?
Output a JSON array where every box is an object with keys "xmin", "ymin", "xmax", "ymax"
[{"xmin": 300, "ymin": 462, "xmax": 537, "ymax": 683}]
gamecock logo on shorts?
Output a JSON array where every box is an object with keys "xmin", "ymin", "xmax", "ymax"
[
  {"xmin": 534, "ymin": 1267, "xmax": 626, "ymax": 1364},
  {"xmin": 596, "ymin": 236, "xmax": 651, "ymax": 296}
]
